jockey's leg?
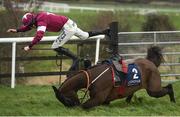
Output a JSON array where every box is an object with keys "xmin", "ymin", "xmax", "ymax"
[
  {"xmin": 52, "ymin": 19, "xmax": 79, "ymax": 72},
  {"xmin": 88, "ymin": 28, "xmax": 110, "ymax": 37},
  {"xmin": 75, "ymin": 27, "xmax": 110, "ymax": 40},
  {"xmin": 51, "ymin": 19, "xmax": 77, "ymax": 48},
  {"xmin": 54, "ymin": 47, "xmax": 79, "ymax": 71}
]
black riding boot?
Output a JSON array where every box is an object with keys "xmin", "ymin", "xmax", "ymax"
[
  {"xmin": 88, "ymin": 28, "xmax": 110, "ymax": 37},
  {"xmin": 54, "ymin": 47, "xmax": 79, "ymax": 72}
]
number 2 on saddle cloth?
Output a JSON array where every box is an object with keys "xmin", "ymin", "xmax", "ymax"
[{"xmin": 111, "ymin": 58, "xmax": 141, "ymax": 95}]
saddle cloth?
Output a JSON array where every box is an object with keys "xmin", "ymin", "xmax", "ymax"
[
  {"xmin": 102, "ymin": 55, "xmax": 141, "ymax": 95},
  {"xmin": 111, "ymin": 58, "xmax": 141, "ymax": 95},
  {"xmin": 112, "ymin": 60, "xmax": 141, "ymax": 87}
]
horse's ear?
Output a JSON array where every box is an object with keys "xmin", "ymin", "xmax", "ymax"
[{"xmin": 52, "ymin": 86, "xmax": 58, "ymax": 94}]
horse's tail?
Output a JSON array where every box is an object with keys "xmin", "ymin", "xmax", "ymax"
[{"xmin": 146, "ymin": 46, "xmax": 164, "ymax": 67}]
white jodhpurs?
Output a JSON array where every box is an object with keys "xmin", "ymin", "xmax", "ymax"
[{"xmin": 51, "ymin": 19, "xmax": 89, "ymax": 49}]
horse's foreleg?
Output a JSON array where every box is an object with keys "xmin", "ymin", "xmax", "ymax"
[
  {"xmin": 126, "ymin": 93, "xmax": 134, "ymax": 103},
  {"xmin": 81, "ymin": 97, "xmax": 101, "ymax": 109},
  {"xmin": 69, "ymin": 91, "xmax": 81, "ymax": 105},
  {"xmin": 165, "ymin": 84, "xmax": 176, "ymax": 103},
  {"xmin": 146, "ymin": 84, "xmax": 175, "ymax": 103},
  {"xmin": 81, "ymin": 88, "xmax": 111, "ymax": 109}
]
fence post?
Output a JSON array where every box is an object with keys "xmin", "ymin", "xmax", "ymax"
[
  {"xmin": 95, "ymin": 38, "xmax": 100, "ymax": 64},
  {"xmin": 11, "ymin": 42, "xmax": 16, "ymax": 88},
  {"xmin": 109, "ymin": 22, "xmax": 119, "ymax": 55},
  {"xmin": 153, "ymin": 32, "xmax": 157, "ymax": 45}
]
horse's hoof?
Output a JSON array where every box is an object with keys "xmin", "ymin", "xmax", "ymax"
[
  {"xmin": 81, "ymin": 103, "xmax": 92, "ymax": 109},
  {"xmin": 126, "ymin": 98, "xmax": 131, "ymax": 103},
  {"xmin": 166, "ymin": 84, "xmax": 176, "ymax": 103},
  {"xmin": 137, "ymin": 97, "xmax": 143, "ymax": 103},
  {"xmin": 171, "ymin": 99, "xmax": 176, "ymax": 103},
  {"xmin": 102, "ymin": 101, "xmax": 110, "ymax": 105}
]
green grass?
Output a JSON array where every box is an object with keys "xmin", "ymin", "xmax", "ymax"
[{"xmin": 0, "ymin": 81, "xmax": 180, "ymax": 116}]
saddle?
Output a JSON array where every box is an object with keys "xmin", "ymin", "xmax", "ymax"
[
  {"xmin": 111, "ymin": 57, "xmax": 130, "ymax": 87},
  {"xmin": 103, "ymin": 54, "xmax": 141, "ymax": 95},
  {"xmin": 112, "ymin": 58, "xmax": 141, "ymax": 87}
]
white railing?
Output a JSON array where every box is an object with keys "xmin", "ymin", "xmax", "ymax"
[
  {"xmin": 118, "ymin": 30, "xmax": 180, "ymax": 79},
  {"xmin": 118, "ymin": 30, "xmax": 180, "ymax": 56},
  {"xmin": 0, "ymin": 35, "xmax": 105, "ymax": 88},
  {"xmin": 1, "ymin": 30, "xmax": 180, "ymax": 88}
]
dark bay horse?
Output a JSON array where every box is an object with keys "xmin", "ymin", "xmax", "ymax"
[{"xmin": 52, "ymin": 46, "xmax": 176, "ymax": 109}]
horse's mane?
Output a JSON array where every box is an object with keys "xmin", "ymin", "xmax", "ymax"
[
  {"xmin": 87, "ymin": 63, "xmax": 106, "ymax": 69},
  {"xmin": 72, "ymin": 64, "xmax": 104, "ymax": 76},
  {"xmin": 146, "ymin": 46, "xmax": 164, "ymax": 67}
]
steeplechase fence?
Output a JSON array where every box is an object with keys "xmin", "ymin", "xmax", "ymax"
[
  {"xmin": 0, "ymin": 35, "xmax": 105, "ymax": 88},
  {"xmin": 0, "ymin": 30, "xmax": 180, "ymax": 88}
]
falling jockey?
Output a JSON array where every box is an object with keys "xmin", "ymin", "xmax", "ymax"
[{"xmin": 7, "ymin": 11, "xmax": 109, "ymax": 72}]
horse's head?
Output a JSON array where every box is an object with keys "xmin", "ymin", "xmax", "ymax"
[
  {"xmin": 52, "ymin": 86, "xmax": 80, "ymax": 107},
  {"xmin": 146, "ymin": 46, "xmax": 164, "ymax": 67}
]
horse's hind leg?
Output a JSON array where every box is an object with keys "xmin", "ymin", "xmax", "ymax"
[{"xmin": 146, "ymin": 84, "xmax": 175, "ymax": 103}]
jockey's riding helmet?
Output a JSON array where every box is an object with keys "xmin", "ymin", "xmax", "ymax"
[{"xmin": 22, "ymin": 12, "xmax": 35, "ymax": 26}]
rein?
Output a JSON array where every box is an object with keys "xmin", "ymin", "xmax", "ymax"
[
  {"xmin": 90, "ymin": 67, "xmax": 110, "ymax": 85},
  {"xmin": 80, "ymin": 67, "xmax": 110, "ymax": 103}
]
